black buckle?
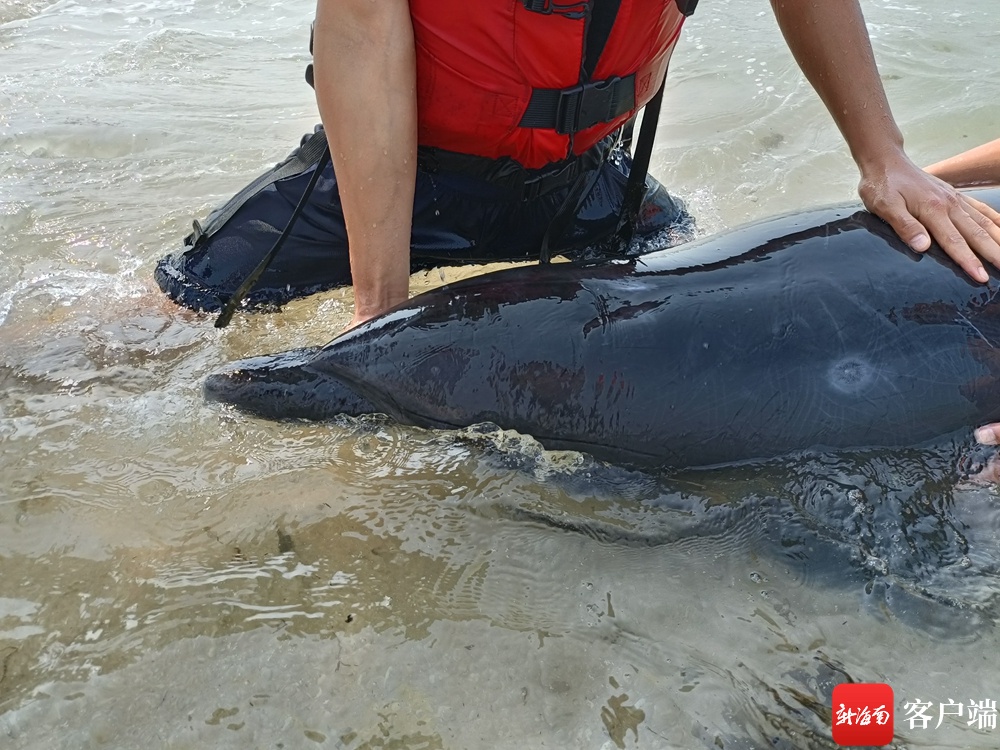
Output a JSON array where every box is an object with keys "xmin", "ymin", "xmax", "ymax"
[
  {"xmin": 554, "ymin": 76, "xmax": 631, "ymax": 135},
  {"xmin": 674, "ymin": 0, "xmax": 698, "ymax": 16},
  {"xmin": 305, "ymin": 23, "xmax": 316, "ymax": 89},
  {"xmin": 521, "ymin": 0, "xmax": 588, "ymax": 18}
]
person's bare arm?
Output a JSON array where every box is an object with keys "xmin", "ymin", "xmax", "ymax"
[
  {"xmin": 770, "ymin": 0, "xmax": 1000, "ymax": 283},
  {"xmin": 926, "ymin": 138, "xmax": 1000, "ymax": 188},
  {"xmin": 928, "ymin": 138, "xmax": 1000, "ymax": 445},
  {"xmin": 313, "ymin": 0, "xmax": 417, "ymax": 327}
]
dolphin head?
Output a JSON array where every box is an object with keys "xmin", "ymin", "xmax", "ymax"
[{"xmin": 203, "ymin": 347, "xmax": 379, "ymax": 420}]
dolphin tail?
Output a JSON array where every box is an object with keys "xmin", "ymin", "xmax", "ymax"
[{"xmin": 203, "ymin": 347, "xmax": 377, "ymax": 420}]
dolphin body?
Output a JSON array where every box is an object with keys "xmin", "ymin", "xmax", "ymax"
[{"xmin": 205, "ymin": 188, "xmax": 1000, "ymax": 469}]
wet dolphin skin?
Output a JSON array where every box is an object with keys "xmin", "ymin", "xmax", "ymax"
[{"xmin": 205, "ymin": 188, "xmax": 1000, "ymax": 469}]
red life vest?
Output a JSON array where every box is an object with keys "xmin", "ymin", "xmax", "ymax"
[{"xmin": 410, "ymin": 1, "xmax": 689, "ymax": 170}]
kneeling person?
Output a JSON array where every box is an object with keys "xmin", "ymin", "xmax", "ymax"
[{"xmin": 155, "ymin": 1, "xmax": 696, "ymax": 319}]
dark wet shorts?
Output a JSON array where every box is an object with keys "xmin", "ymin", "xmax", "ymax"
[{"xmin": 155, "ymin": 127, "xmax": 694, "ymax": 312}]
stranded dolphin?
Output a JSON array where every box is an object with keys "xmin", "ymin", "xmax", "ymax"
[{"xmin": 205, "ymin": 188, "xmax": 1000, "ymax": 469}]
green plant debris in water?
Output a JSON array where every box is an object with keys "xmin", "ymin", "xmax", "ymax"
[{"xmin": 601, "ymin": 692, "xmax": 645, "ymax": 748}]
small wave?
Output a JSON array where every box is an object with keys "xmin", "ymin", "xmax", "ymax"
[
  {"xmin": 0, "ymin": 202, "xmax": 33, "ymax": 235},
  {"xmin": 1, "ymin": 126, "xmax": 170, "ymax": 159},
  {"xmin": 0, "ymin": 0, "xmax": 52, "ymax": 26},
  {"xmin": 150, "ymin": 552, "xmax": 317, "ymax": 589}
]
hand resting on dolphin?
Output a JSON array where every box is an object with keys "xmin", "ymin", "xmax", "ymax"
[{"xmin": 205, "ymin": 188, "xmax": 1000, "ymax": 470}]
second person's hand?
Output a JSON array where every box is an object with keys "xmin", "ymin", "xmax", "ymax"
[{"xmin": 858, "ymin": 153, "xmax": 1000, "ymax": 282}]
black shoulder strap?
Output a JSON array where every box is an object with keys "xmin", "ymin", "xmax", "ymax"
[
  {"xmin": 215, "ymin": 145, "xmax": 332, "ymax": 327},
  {"xmin": 612, "ymin": 0, "xmax": 696, "ymax": 253},
  {"xmin": 611, "ymin": 76, "xmax": 665, "ymax": 255},
  {"xmin": 583, "ymin": 0, "xmax": 622, "ymax": 80}
]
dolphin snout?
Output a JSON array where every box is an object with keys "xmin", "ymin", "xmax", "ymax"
[{"xmin": 204, "ymin": 347, "xmax": 377, "ymax": 421}]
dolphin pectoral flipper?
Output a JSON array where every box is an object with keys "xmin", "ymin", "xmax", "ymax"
[{"xmin": 203, "ymin": 347, "xmax": 379, "ymax": 420}]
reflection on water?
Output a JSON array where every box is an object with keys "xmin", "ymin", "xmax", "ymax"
[
  {"xmin": 3, "ymin": 426, "xmax": 1000, "ymax": 747},
  {"xmin": 3, "ymin": 0, "xmax": 1000, "ymax": 748}
]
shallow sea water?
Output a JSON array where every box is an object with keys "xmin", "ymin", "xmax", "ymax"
[{"xmin": 2, "ymin": 1, "xmax": 1000, "ymax": 748}]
